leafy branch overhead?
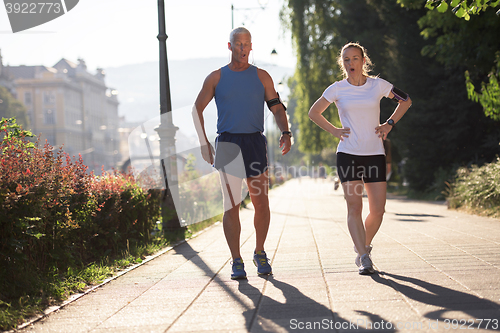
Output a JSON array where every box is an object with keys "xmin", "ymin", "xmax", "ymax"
[
  {"xmin": 465, "ymin": 52, "xmax": 500, "ymax": 121},
  {"xmin": 411, "ymin": 0, "xmax": 500, "ymax": 122},
  {"xmin": 424, "ymin": 0, "xmax": 500, "ymax": 20}
]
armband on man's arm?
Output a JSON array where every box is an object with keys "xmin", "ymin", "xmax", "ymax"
[
  {"xmin": 391, "ymin": 86, "xmax": 409, "ymax": 102},
  {"xmin": 266, "ymin": 93, "xmax": 287, "ymax": 111}
]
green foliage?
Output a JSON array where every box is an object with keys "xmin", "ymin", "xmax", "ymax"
[
  {"xmin": 0, "ymin": 117, "xmax": 35, "ymax": 152},
  {"xmin": 416, "ymin": 6, "xmax": 500, "ymax": 78},
  {"xmin": 465, "ymin": 53, "xmax": 500, "ymax": 121},
  {"xmin": 400, "ymin": 0, "xmax": 500, "ymax": 124},
  {"xmin": 394, "ymin": 0, "xmax": 500, "ymax": 191},
  {"xmin": 447, "ymin": 157, "xmax": 500, "ymax": 217},
  {"xmin": 423, "ymin": 0, "xmax": 500, "ymax": 20}
]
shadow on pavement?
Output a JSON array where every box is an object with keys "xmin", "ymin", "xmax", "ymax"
[
  {"xmin": 395, "ymin": 214, "xmax": 444, "ymax": 218},
  {"xmin": 171, "ymin": 237, "xmax": 398, "ymax": 331},
  {"xmin": 353, "ymin": 310, "xmax": 397, "ymax": 332},
  {"xmin": 238, "ymin": 276, "xmax": 395, "ymax": 332},
  {"xmin": 372, "ymin": 272, "xmax": 500, "ymax": 330},
  {"xmin": 170, "ymin": 242, "xmax": 254, "ymax": 316},
  {"xmin": 394, "ymin": 213, "xmax": 444, "ymax": 223}
]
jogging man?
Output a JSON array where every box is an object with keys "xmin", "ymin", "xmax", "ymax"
[{"xmin": 193, "ymin": 27, "xmax": 291, "ymax": 279}]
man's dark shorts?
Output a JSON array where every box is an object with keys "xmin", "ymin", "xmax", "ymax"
[
  {"xmin": 214, "ymin": 132, "xmax": 268, "ymax": 179},
  {"xmin": 336, "ymin": 152, "xmax": 386, "ymax": 183}
]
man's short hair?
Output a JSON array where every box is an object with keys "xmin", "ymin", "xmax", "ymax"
[{"xmin": 229, "ymin": 27, "xmax": 251, "ymax": 44}]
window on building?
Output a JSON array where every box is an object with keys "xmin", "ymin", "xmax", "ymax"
[
  {"xmin": 27, "ymin": 109, "xmax": 33, "ymax": 126},
  {"xmin": 43, "ymin": 92, "xmax": 55, "ymax": 105},
  {"xmin": 24, "ymin": 92, "xmax": 32, "ymax": 105},
  {"xmin": 44, "ymin": 109, "xmax": 56, "ymax": 125}
]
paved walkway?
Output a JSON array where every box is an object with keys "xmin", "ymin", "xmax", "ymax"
[{"xmin": 19, "ymin": 178, "xmax": 500, "ymax": 332}]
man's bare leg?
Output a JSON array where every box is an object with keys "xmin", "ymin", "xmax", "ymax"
[
  {"xmin": 220, "ymin": 172, "xmax": 243, "ymax": 260},
  {"xmin": 247, "ymin": 171, "xmax": 270, "ymax": 253}
]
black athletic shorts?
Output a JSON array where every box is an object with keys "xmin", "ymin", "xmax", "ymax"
[
  {"xmin": 214, "ymin": 132, "xmax": 268, "ymax": 179},
  {"xmin": 336, "ymin": 152, "xmax": 386, "ymax": 183}
]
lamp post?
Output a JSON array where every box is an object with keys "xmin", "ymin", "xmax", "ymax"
[
  {"xmin": 156, "ymin": 0, "xmax": 181, "ymax": 232},
  {"xmin": 267, "ymin": 48, "xmax": 279, "ymax": 178}
]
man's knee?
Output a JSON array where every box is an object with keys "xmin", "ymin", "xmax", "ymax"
[
  {"xmin": 223, "ymin": 204, "xmax": 240, "ymax": 218},
  {"xmin": 248, "ymin": 178, "xmax": 269, "ymax": 197},
  {"xmin": 223, "ymin": 198, "xmax": 241, "ymax": 211}
]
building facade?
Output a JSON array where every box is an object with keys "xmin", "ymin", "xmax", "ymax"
[{"xmin": 4, "ymin": 57, "xmax": 121, "ymax": 174}]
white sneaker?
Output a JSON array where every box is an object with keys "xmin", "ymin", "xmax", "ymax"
[
  {"xmin": 359, "ymin": 253, "xmax": 375, "ymax": 275},
  {"xmin": 354, "ymin": 244, "xmax": 373, "ymax": 267}
]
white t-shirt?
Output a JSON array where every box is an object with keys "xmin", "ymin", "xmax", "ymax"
[{"xmin": 322, "ymin": 77, "xmax": 393, "ymax": 156}]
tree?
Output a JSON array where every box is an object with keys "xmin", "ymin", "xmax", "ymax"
[{"xmin": 281, "ymin": 0, "xmax": 343, "ymax": 154}]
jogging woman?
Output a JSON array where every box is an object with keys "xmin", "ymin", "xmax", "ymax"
[{"xmin": 308, "ymin": 42, "xmax": 412, "ymax": 274}]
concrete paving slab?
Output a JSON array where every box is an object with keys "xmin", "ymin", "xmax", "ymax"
[{"xmin": 90, "ymin": 326, "xmax": 168, "ymax": 333}]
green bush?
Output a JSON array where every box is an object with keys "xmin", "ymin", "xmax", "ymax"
[{"xmin": 447, "ymin": 157, "xmax": 500, "ymax": 217}]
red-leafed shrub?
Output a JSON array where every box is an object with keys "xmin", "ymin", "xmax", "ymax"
[{"xmin": 0, "ymin": 118, "xmax": 161, "ymax": 304}]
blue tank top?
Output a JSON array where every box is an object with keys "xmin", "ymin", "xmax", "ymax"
[{"xmin": 215, "ymin": 65, "xmax": 265, "ymax": 134}]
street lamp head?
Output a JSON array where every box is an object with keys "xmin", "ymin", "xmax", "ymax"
[
  {"xmin": 270, "ymin": 48, "xmax": 278, "ymax": 66},
  {"xmin": 258, "ymin": 0, "xmax": 269, "ymax": 8}
]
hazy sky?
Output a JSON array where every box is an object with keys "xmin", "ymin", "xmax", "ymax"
[{"xmin": 0, "ymin": 0, "xmax": 296, "ymax": 71}]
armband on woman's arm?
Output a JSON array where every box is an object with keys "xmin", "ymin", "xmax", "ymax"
[{"xmin": 391, "ymin": 86, "xmax": 409, "ymax": 102}]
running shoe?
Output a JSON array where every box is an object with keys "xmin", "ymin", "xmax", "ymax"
[
  {"xmin": 359, "ymin": 253, "xmax": 375, "ymax": 275},
  {"xmin": 231, "ymin": 258, "xmax": 247, "ymax": 280},
  {"xmin": 253, "ymin": 250, "xmax": 272, "ymax": 275},
  {"xmin": 354, "ymin": 244, "xmax": 373, "ymax": 267}
]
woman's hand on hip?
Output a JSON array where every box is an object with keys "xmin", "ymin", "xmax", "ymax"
[
  {"xmin": 375, "ymin": 123, "xmax": 392, "ymax": 140},
  {"xmin": 333, "ymin": 127, "xmax": 350, "ymax": 141}
]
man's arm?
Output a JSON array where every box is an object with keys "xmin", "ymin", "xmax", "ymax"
[
  {"xmin": 193, "ymin": 70, "xmax": 220, "ymax": 164},
  {"xmin": 257, "ymin": 69, "xmax": 291, "ymax": 155}
]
